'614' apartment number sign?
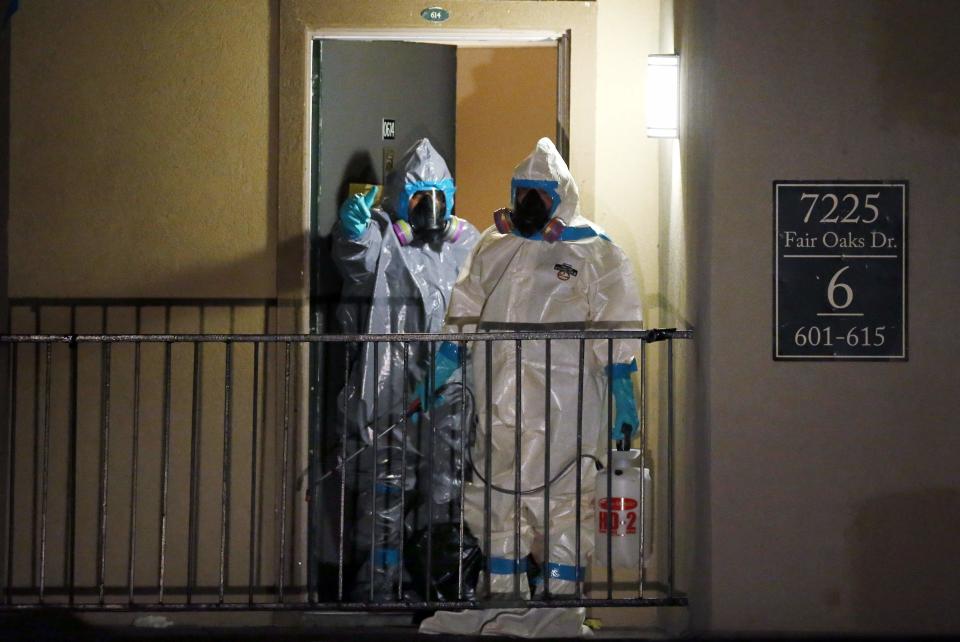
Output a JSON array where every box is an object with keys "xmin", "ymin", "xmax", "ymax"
[{"xmin": 774, "ymin": 181, "xmax": 908, "ymax": 360}]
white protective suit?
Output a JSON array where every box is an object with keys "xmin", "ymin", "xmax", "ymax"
[{"xmin": 444, "ymin": 138, "xmax": 644, "ymax": 597}]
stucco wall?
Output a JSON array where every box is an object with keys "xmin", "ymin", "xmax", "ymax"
[
  {"xmin": 10, "ymin": 0, "xmax": 277, "ymax": 301},
  {"xmin": 6, "ymin": 0, "xmax": 291, "ymax": 605},
  {"xmin": 679, "ymin": 0, "xmax": 960, "ymax": 634}
]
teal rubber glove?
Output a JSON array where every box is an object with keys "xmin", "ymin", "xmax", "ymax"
[
  {"xmin": 414, "ymin": 341, "xmax": 462, "ymax": 411},
  {"xmin": 609, "ymin": 361, "xmax": 639, "ymax": 441},
  {"xmin": 338, "ymin": 186, "xmax": 378, "ymax": 239}
]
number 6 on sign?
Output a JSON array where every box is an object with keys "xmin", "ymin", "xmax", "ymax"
[{"xmin": 827, "ymin": 266, "xmax": 854, "ymax": 309}]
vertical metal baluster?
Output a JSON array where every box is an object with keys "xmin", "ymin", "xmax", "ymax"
[
  {"xmin": 187, "ymin": 341, "xmax": 202, "ymax": 603},
  {"xmin": 248, "ymin": 342, "xmax": 260, "ymax": 606},
  {"xmin": 638, "ymin": 341, "xmax": 646, "ymax": 599},
  {"xmin": 369, "ymin": 341, "xmax": 379, "ymax": 603},
  {"xmin": 38, "ymin": 344, "xmax": 51, "ymax": 603},
  {"xmin": 279, "ymin": 342, "xmax": 292, "ymax": 603},
  {"xmin": 483, "ymin": 340, "xmax": 492, "ymax": 600},
  {"xmin": 219, "ymin": 342, "xmax": 233, "ymax": 604},
  {"xmin": 575, "ymin": 339, "xmax": 584, "ymax": 600},
  {"xmin": 543, "ymin": 339, "xmax": 551, "ymax": 599},
  {"xmin": 67, "ymin": 338, "xmax": 78, "ymax": 606},
  {"xmin": 158, "ymin": 342, "xmax": 172, "ymax": 604},
  {"xmin": 4, "ymin": 344, "xmax": 16, "ymax": 605},
  {"xmin": 457, "ymin": 339, "xmax": 467, "ymax": 601},
  {"xmin": 127, "ymin": 340, "xmax": 141, "ymax": 605},
  {"xmin": 425, "ymin": 341, "xmax": 436, "ymax": 602},
  {"xmin": 513, "ymin": 339, "xmax": 521, "ymax": 599},
  {"xmin": 397, "ymin": 342, "xmax": 409, "ymax": 602},
  {"xmin": 606, "ymin": 340, "xmax": 614, "ymax": 600},
  {"xmin": 30, "ymin": 321, "xmax": 39, "ymax": 589},
  {"xmin": 96, "ymin": 343, "xmax": 112, "ymax": 605},
  {"xmin": 337, "ymin": 346, "xmax": 348, "ymax": 602},
  {"xmin": 256, "ymin": 340, "xmax": 270, "ymax": 596},
  {"xmin": 667, "ymin": 338, "xmax": 675, "ymax": 598}
]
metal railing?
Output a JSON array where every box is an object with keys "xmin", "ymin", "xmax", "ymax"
[{"xmin": 0, "ymin": 328, "xmax": 691, "ymax": 612}]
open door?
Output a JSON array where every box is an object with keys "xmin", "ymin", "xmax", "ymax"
[{"xmin": 307, "ymin": 38, "xmax": 457, "ymax": 600}]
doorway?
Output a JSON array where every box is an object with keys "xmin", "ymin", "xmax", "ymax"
[{"xmin": 307, "ymin": 31, "xmax": 571, "ymax": 601}]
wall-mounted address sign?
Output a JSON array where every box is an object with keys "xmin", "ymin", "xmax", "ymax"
[{"xmin": 774, "ymin": 181, "xmax": 908, "ymax": 360}]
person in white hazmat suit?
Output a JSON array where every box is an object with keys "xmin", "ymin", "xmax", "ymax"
[
  {"xmin": 329, "ymin": 138, "xmax": 479, "ymax": 601},
  {"xmin": 419, "ymin": 138, "xmax": 642, "ymax": 636}
]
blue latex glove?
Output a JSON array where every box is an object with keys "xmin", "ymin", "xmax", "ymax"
[
  {"xmin": 414, "ymin": 341, "xmax": 462, "ymax": 411},
  {"xmin": 338, "ymin": 186, "xmax": 378, "ymax": 239},
  {"xmin": 609, "ymin": 361, "xmax": 639, "ymax": 441}
]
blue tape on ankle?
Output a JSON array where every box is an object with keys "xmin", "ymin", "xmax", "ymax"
[
  {"xmin": 533, "ymin": 563, "xmax": 584, "ymax": 583},
  {"xmin": 488, "ymin": 557, "xmax": 528, "ymax": 575}
]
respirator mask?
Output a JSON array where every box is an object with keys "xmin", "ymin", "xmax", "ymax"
[
  {"xmin": 393, "ymin": 186, "xmax": 464, "ymax": 246},
  {"xmin": 512, "ymin": 188, "xmax": 552, "ymax": 237},
  {"xmin": 494, "ymin": 182, "xmax": 564, "ymax": 242},
  {"xmin": 408, "ymin": 189, "xmax": 446, "ymax": 242}
]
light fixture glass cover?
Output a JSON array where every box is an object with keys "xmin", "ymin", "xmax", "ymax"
[{"xmin": 647, "ymin": 54, "xmax": 679, "ymax": 138}]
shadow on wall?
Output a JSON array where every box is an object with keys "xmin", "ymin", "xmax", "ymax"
[
  {"xmin": 849, "ymin": 488, "xmax": 960, "ymax": 633},
  {"xmin": 874, "ymin": 0, "xmax": 960, "ymax": 136}
]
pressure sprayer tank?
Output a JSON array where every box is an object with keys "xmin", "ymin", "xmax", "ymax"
[{"xmin": 594, "ymin": 449, "xmax": 652, "ymax": 569}]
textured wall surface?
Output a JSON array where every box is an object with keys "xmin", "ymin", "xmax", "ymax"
[
  {"xmin": 679, "ymin": 0, "xmax": 960, "ymax": 634},
  {"xmin": 10, "ymin": 0, "xmax": 277, "ymax": 299}
]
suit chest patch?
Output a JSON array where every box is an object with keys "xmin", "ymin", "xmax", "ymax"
[{"xmin": 554, "ymin": 262, "xmax": 579, "ymax": 281}]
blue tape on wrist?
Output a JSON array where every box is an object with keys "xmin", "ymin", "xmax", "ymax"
[
  {"xmin": 437, "ymin": 340, "xmax": 461, "ymax": 363},
  {"xmin": 488, "ymin": 557, "xmax": 528, "ymax": 575},
  {"xmin": 375, "ymin": 483, "xmax": 400, "ymax": 495},
  {"xmin": 373, "ymin": 548, "xmax": 401, "ymax": 567},
  {"xmin": 608, "ymin": 360, "xmax": 638, "ymax": 378}
]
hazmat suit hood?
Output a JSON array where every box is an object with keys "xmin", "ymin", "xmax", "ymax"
[
  {"xmin": 510, "ymin": 137, "xmax": 582, "ymax": 227},
  {"xmin": 381, "ymin": 138, "xmax": 456, "ymax": 222}
]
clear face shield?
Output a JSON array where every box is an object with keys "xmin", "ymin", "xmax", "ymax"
[{"xmin": 408, "ymin": 188, "xmax": 448, "ymax": 242}]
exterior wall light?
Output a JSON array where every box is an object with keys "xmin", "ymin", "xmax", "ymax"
[{"xmin": 646, "ymin": 54, "xmax": 679, "ymax": 138}]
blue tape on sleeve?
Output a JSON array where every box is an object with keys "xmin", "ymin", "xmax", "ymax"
[
  {"xmin": 608, "ymin": 360, "xmax": 638, "ymax": 378},
  {"xmin": 375, "ymin": 483, "xmax": 400, "ymax": 495},
  {"xmin": 373, "ymin": 548, "xmax": 401, "ymax": 567},
  {"xmin": 487, "ymin": 557, "xmax": 528, "ymax": 575}
]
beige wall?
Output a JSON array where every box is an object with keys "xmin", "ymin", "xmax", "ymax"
[
  {"xmin": 6, "ymin": 0, "xmax": 294, "ymax": 606},
  {"xmin": 455, "ymin": 47, "xmax": 557, "ymax": 232},
  {"xmin": 10, "ymin": 0, "xmax": 277, "ymax": 300},
  {"xmin": 678, "ymin": 0, "xmax": 960, "ymax": 634}
]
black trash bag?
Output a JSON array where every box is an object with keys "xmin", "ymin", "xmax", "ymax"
[{"xmin": 406, "ymin": 522, "xmax": 482, "ymax": 601}]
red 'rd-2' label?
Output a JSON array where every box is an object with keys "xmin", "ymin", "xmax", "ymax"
[{"xmin": 598, "ymin": 497, "xmax": 638, "ymax": 535}]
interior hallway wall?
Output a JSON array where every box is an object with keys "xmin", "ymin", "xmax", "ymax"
[
  {"xmin": 678, "ymin": 0, "xmax": 960, "ymax": 634},
  {"xmin": 455, "ymin": 46, "xmax": 557, "ymax": 233}
]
